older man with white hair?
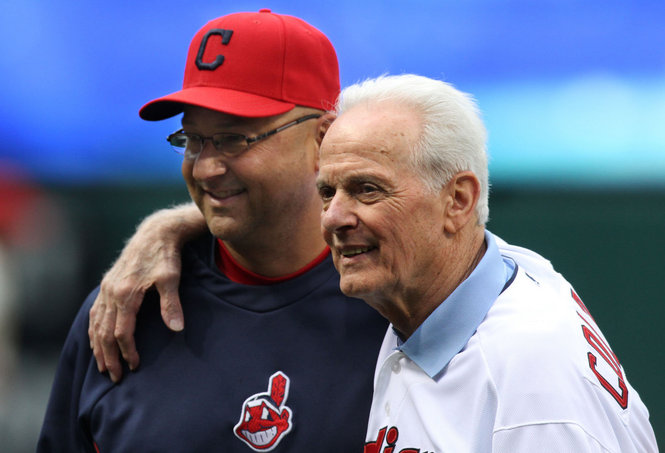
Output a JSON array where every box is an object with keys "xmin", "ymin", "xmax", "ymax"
[{"xmin": 316, "ymin": 74, "xmax": 657, "ymax": 452}]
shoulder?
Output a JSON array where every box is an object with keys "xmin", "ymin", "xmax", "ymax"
[
  {"xmin": 471, "ymin": 264, "xmax": 654, "ymax": 451},
  {"xmin": 476, "ymin": 266, "xmax": 584, "ymax": 388}
]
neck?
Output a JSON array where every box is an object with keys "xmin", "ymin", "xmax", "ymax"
[
  {"xmin": 382, "ymin": 227, "xmax": 487, "ymax": 339},
  {"xmin": 221, "ymin": 213, "xmax": 327, "ymax": 278}
]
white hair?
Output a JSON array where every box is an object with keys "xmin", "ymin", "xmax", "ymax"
[{"xmin": 335, "ymin": 74, "xmax": 490, "ymax": 225}]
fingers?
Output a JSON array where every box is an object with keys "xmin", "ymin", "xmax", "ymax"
[
  {"xmin": 159, "ymin": 283, "xmax": 184, "ymax": 332},
  {"xmin": 90, "ymin": 287, "xmax": 120, "ymax": 380},
  {"xmin": 90, "ymin": 277, "xmax": 147, "ymax": 383},
  {"xmin": 89, "ymin": 295, "xmax": 124, "ymax": 383},
  {"xmin": 100, "ymin": 304, "xmax": 123, "ymax": 383},
  {"xmin": 89, "ymin": 299, "xmax": 107, "ymax": 373},
  {"xmin": 115, "ymin": 295, "xmax": 141, "ymax": 372},
  {"xmin": 155, "ymin": 261, "xmax": 185, "ymax": 332}
]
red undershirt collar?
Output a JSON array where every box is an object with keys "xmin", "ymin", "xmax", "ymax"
[{"xmin": 216, "ymin": 239, "xmax": 331, "ymax": 285}]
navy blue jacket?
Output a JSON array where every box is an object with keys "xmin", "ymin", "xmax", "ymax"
[{"xmin": 38, "ymin": 234, "xmax": 387, "ymax": 452}]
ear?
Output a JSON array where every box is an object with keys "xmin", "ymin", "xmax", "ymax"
[
  {"xmin": 313, "ymin": 112, "xmax": 336, "ymax": 171},
  {"xmin": 316, "ymin": 112, "xmax": 336, "ymax": 146},
  {"xmin": 442, "ymin": 171, "xmax": 481, "ymax": 234}
]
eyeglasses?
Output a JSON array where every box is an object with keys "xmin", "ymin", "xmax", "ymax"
[{"xmin": 167, "ymin": 114, "xmax": 322, "ymax": 160}]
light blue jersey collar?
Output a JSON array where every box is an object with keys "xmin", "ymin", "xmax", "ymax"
[{"xmin": 396, "ymin": 231, "xmax": 515, "ymax": 378}]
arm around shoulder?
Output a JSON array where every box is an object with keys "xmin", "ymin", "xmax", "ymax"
[{"xmin": 89, "ymin": 202, "xmax": 206, "ymax": 382}]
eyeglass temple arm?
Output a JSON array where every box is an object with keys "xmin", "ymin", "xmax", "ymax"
[{"xmin": 245, "ymin": 114, "xmax": 322, "ymax": 145}]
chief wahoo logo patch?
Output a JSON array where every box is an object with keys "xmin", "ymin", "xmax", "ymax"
[{"xmin": 234, "ymin": 371, "xmax": 293, "ymax": 451}]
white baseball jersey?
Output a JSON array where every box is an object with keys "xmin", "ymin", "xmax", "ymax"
[{"xmin": 365, "ymin": 232, "xmax": 657, "ymax": 453}]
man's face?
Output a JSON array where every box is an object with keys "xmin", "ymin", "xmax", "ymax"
[
  {"xmin": 181, "ymin": 106, "xmax": 321, "ymax": 246},
  {"xmin": 317, "ymin": 102, "xmax": 447, "ymax": 308}
]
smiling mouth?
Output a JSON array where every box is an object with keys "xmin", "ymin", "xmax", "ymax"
[
  {"xmin": 241, "ymin": 427, "xmax": 277, "ymax": 446},
  {"xmin": 206, "ymin": 188, "xmax": 244, "ymax": 200},
  {"xmin": 340, "ymin": 246, "xmax": 375, "ymax": 257}
]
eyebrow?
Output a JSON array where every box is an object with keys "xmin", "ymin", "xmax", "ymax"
[{"xmin": 316, "ymin": 173, "xmax": 385, "ymax": 188}]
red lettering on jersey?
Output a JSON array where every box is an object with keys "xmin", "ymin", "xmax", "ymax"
[
  {"xmin": 582, "ymin": 324, "xmax": 622, "ymax": 376},
  {"xmin": 574, "ymin": 290, "xmax": 628, "ymax": 410},
  {"xmin": 364, "ymin": 426, "xmax": 398, "ymax": 453},
  {"xmin": 365, "ymin": 427, "xmax": 387, "ymax": 453},
  {"xmin": 571, "ymin": 288, "xmax": 593, "ymax": 319},
  {"xmin": 365, "ymin": 426, "xmax": 434, "ymax": 452},
  {"xmin": 383, "ymin": 426, "xmax": 398, "ymax": 453},
  {"xmin": 588, "ymin": 352, "xmax": 629, "ymax": 409}
]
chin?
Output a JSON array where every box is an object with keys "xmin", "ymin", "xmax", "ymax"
[
  {"xmin": 206, "ymin": 216, "xmax": 243, "ymax": 240},
  {"xmin": 338, "ymin": 275, "xmax": 375, "ymax": 299}
]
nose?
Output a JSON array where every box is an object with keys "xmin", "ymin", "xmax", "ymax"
[
  {"xmin": 321, "ymin": 192, "xmax": 358, "ymax": 234},
  {"xmin": 191, "ymin": 139, "xmax": 227, "ymax": 181}
]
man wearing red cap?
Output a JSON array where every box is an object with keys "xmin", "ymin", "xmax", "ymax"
[{"xmin": 38, "ymin": 10, "xmax": 386, "ymax": 452}]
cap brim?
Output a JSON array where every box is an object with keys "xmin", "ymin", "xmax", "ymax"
[{"xmin": 139, "ymin": 87, "xmax": 296, "ymax": 121}]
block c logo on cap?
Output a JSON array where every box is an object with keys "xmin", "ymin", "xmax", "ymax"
[{"xmin": 196, "ymin": 29, "xmax": 234, "ymax": 70}]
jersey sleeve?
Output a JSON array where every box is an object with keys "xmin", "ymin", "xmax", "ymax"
[
  {"xmin": 493, "ymin": 423, "xmax": 614, "ymax": 452},
  {"xmin": 483, "ymin": 260, "xmax": 658, "ymax": 453},
  {"xmin": 36, "ymin": 289, "xmax": 101, "ymax": 453}
]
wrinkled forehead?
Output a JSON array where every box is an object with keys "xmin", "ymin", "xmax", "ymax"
[{"xmin": 320, "ymin": 103, "xmax": 420, "ymax": 165}]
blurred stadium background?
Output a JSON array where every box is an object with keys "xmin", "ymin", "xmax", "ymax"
[{"xmin": 1, "ymin": 1, "xmax": 663, "ymax": 450}]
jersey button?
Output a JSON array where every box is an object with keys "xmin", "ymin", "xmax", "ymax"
[{"xmin": 391, "ymin": 360, "xmax": 401, "ymax": 374}]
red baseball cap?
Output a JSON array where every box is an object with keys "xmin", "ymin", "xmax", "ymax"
[{"xmin": 139, "ymin": 9, "xmax": 340, "ymax": 120}]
